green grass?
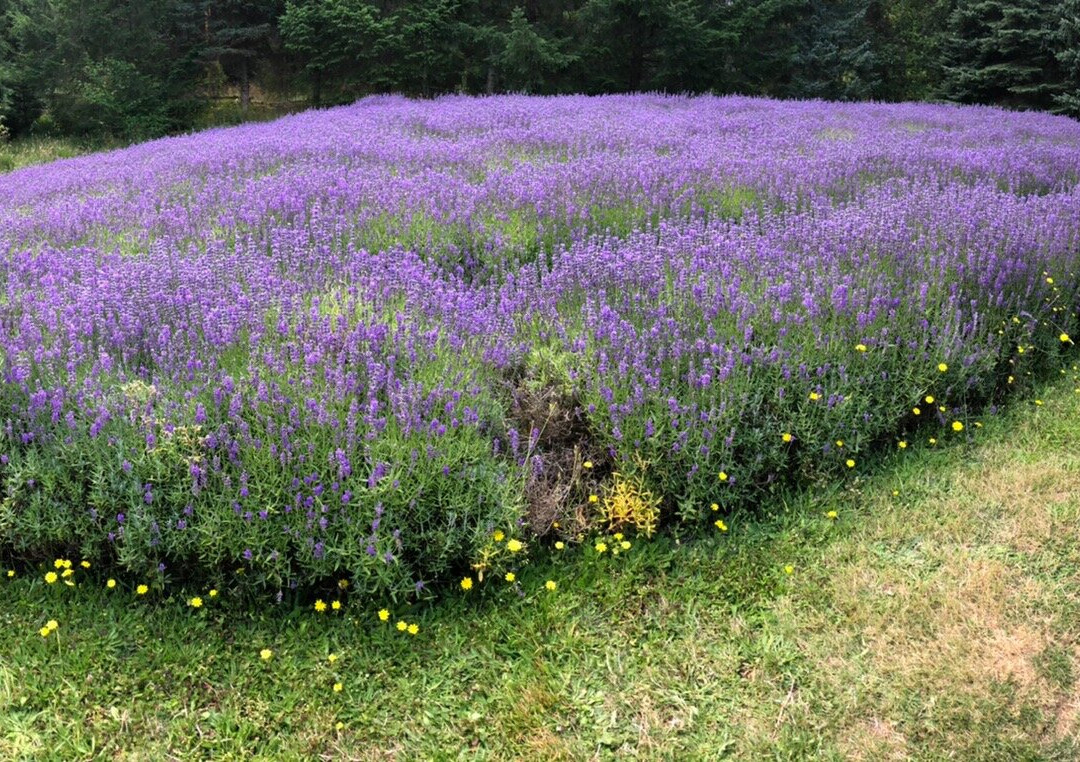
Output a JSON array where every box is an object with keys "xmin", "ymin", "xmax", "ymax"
[
  {"xmin": 2, "ymin": 375, "xmax": 1080, "ymax": 760},
  {"xmin": 0, "ymin": 137, "xmax": 119, "ymax": 173}
]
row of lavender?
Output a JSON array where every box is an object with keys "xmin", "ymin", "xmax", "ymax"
[{"xmin": 1, "ymin": 95, "xmax": 1078, "ymax": 597}]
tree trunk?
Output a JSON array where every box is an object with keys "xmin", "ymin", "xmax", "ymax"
[
  {"xmin": 486, "ymin": 64, "xmax": 495, "ymax": 94},
  {"xmin": 313, "ymin": 69, "xmax": 322, "ymax": 108},
  {"xmin": 239, "ymin": 59, "xmax": 250, "ymax": 118}
]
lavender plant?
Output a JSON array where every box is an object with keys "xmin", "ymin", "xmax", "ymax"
[{"xmin": 1, "ymin": 95, "xmax": 1077, "ymax": 597}]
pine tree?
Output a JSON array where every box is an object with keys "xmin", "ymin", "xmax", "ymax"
[
  {"xmin": 942, "ymin": 0, "xmax": 1064, "ymax": 110},
  {"xmin": 1057, "ymin": 0, "xmax": 1080, "ymax": 116},
  {"xmin": 201, "ymin": 1, "xmax": 282, "ymax": 117}
]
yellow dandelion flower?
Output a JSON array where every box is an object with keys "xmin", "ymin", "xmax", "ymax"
[
  {"xmin": 826, "ymin": 510, "xmax": 838, "ymax": 519},
  {"xmin": 1061, "ymin": 333, "xmax": 1072, "ymax": 343},
  {"xmin": 209, "ymin": 589, "xmax": 218, "ymax": 598},
  {"xmin": 718, "ymin": 471, "xmax": 728, "ymax": 482},
  {"xmin": 554, "ymin": 541, "xmax": 565, "ymax": 550},
  {"xmin": 1035, "ymin": 399, "xmax": 1044, "ymax": 406},
  {"xmin": 588, "ymin": 494, "xmax": 599, "ymax": 503},
  {"xmin": 782, "ymin": 432, "xmax": 792, "ymax": 443},
  {"xmin": 328, "ymin": 654, "xmax": 338, "ymax": 664},
  {"xmin": 1047, "ymin": 277, "xmax": 1054, "ymax": 284},
  {"xmin": 493, "ymin": 529, "xmax": 504, "ymax": 542},
  {"xmin": 314, "ymin": 599, "xmax": 327, "ymax": 613},
  {"xmin": 460, "ymin": 577, "xmax": 473, "ymax": 591},
  {"xmin": 855, "ymin": 343, "xmax": 867, "ymax": 352},
  {"xmin": 259, "ymin": 648, "xmax": 272, "ymax": 661},
  {"xmin": 898, "ymin": 441, "xmax": 907, "ymax": 449},
  {"xmin": 925, "ymin": 395, "xmax": 934, "ymax": 403},
  {"xmin": 505, "ymin": 572, "xmax": 516, "ymax": 582},
  {"xmin": 46, "ymin": 619, "xmax": 58, "ymax": 631},
  {"xmin": 189, "ymin": 597, "xmax": 203, "ymax": 608},
  {"xmin": 1017, "ymin": 346, "xmax": 1025, "ymax": 354},
  {"xmin": 333, "ymin": 682, "xmax": 343, "ymax": 693},
  {"xmin": 6, "ymin": 570, "xmax": 14, "ymax": 578},
  {"xmin": 714, "ymin": 519, "xmax": 728, "ymax": 532},
  {"xmin": 952, "ymin": 421, "xmax": 963, "ymax": 432},
  {"xmin": 80, "ymin": 560, "xmax": 90, "ymax": 569},
  {"xmin": 335, "ymin": 722, "xmax": 345, "ymax": 731},
  {"xmin": 61, "ymin": 569, "xmax": 73, "ymax": 578},
  {"xmin": 938, "ymin": 363, "xmax": 948, "ymax": 372},
  {"xmin": 545, "ymin": 580, "xmax": 557, "ymax": 591},
  {"xmin": 396, "ymin": 621, "xmax": 407, "ymax": 632},
  {"xmin": 845, "ymin": 459, "xmax": 855, "ymax": 468},
  {"xmin": 595, "ymin": 541, "xmax": 608, "ymax": 553},
  {"xmin": 809, "ymin": 391, "xmax": 821, "ymax": 401},
  {"xmin": 136, "ymin": 584, "xmax": 148, "ymax": 595},
  {"xmin": 912, "ymin": 407, "xmax": 921, "ymax": 415},
  {"xmin": 506, "ymin": 539, "xmax": 523, "ymax": 552},
  {"xmin": 378, "ymin": 609, "xmax": 390, "ymax": 621},
  {"xmin": 929, "ymin": 437, "xmax": 937, "ymax": 445},
  {"xmin": 106, "ymin": 578, "xmax": 116, "ymax": 589},
  {"xmin": 583, "ymin": 460, "xmax": 593, "ymax": 469},
  {"xmin": 407, "ymin": 623, "xmax": 419, "ymax": 635},
  {"xmin": 53, "ymin": 559, "xmax": 64, "ymax": 569},
  {"xmin": 620, "ymin": 540, "xmax": 631, "ymax": 550},
  {"xmin": 331, "ymin": 600, "xmax": 341, "ymax": 611},
  {"xmin": 44, "ymin": 571, "xmax": 58, "ymax": 584},
  {"xmin": 835, "ymin": 440, "xmax": 844, "ymax": 448},
  {"xmin": 783, "ymin": 565, "xmax": 794, "ymax": 575},
  {"xmin": 39, "ymin": 626, "xmax": 51, "ymax": 637}
]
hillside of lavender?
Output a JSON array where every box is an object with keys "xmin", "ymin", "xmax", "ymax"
[{"xmin": 2, "ymin": 95, "xmax": 1079, "ymax": 597}]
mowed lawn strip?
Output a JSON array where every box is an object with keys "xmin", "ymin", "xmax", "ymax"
[{"xmin": 2, "ymin": 377, "xmax": 1079, "ymax": 761}]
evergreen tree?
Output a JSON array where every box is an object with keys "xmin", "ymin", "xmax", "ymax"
[
  {"xmin": 496, "ymin": 6, "xmax": 572, "ymax": 92},
  {"xmin": 1057, "ymin": 0, "xmax": 1080, "ymax": 116},
  {"xmin": 201, "ymin": 0, "xmax": 283, "ymax": 117},
  {"xmin": 942, "ymin": 0, "xmax": 1064, "ymax": 110}
]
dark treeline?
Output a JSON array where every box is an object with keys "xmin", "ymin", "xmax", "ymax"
[{"xmin": 0, "ymin": 0, "xmax": 1077, "ymax": 141}]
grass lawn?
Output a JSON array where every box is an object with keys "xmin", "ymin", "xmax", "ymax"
[{"xmin": 3, "ymin": 373, "xmax": 1079, "ymax": 761}]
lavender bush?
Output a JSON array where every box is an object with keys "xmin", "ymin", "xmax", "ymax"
[{"xmin": 1, "ymin": 95, "xmax": 1078, "ymax": 597}]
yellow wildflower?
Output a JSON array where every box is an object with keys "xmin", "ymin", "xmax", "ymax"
[
  {"xmin": 378, "ymin": 609, "xmax": 390, "ymax": 621},
  {"xmin": 588, "ymin": 494, "xmax": 599, "ymax": 503},
  {"xmin": 620, "ymin": 540, "xmax": 631, "ymax": 550},
  {"xmin": 44, "ymin": 571, "xmax": 58, "ymax": 584},
  {"xmin": 782, "ymin": 432, "xmax": 792, "ymax": 443},
  {"xmin": 460, "ymin": 577, "xmax": 473, "ymax": 591},
  {"xmin": 583, "ymin": 460, "xmax": 593, "ymax": 469},
  {"xmin": 718, "ymin": 471, "xmax": 728, "ymax": 482},
  {"xmin": 333, "ymin": 682, "xmax": 343, "ymax": 693},
  {"xmin": 952, "ymin": 421, "xmax": 964, "ymax": 432},
  {"xmin": 826, "ymin": 510, "xmax": 838, "ymax": 519},
  {"xmin": 506, "ymin": 539, "xmax": 523, "ymax": 553},
  {"xmin": 259, "ymin": 648, "xmax": 272, "ymax": 661},
  {"xmin": 545, "ymin": 580, "xmax": 557, "ymax": 591},
  {"xmin": 39, "ymin": 626, "xmax": 51, "ymax": 637},
  {"xmin": 784, "ymin": 565, "xmax": 794, "ymax": 575},
  {"xmin": 938, "ymin": 363, "xmax": 948, "ymax": 372},
  {"xmin": 898, "ymin": 441, "xmax": 907, "ymax": 449},
  {"xmin": 855, "ymin": 343, "xmax": 867, "ymax": 352},
  {"xmin": 331, "ymin": 600, "xmax": 341, "ymax": 611},
  {"xmin": 505, "ymin": 572, "xmax": 516, "ymax": 582},
  {"xmin": 208, "ymin": 589, "xmax": 218, "ymax": 598},
  {"xmin": 314, "ymin": 599, "xmax": 327, "ymax": 613},
  {"xmin": 554, "ymin": 541, "xmax": 565, "ymax": 550},
  {"xmin": 396, "ymin": 621, "xmax": 407, "ymax": 631},
  {"xmin": 106, "ymin": 578, "xmax": 116, "ymax": 589},
  {"xmin": 189, "ymin": 597, "xmax": 203, "ymax": 608},
  {"xmin": 845, "ymin": 459, "xmax": 855, "ymax": 468},
  {"xmin": 595, "ymin": 541, "xmax": 607, "ymax": 553},
  {"xmin": 493, "ymin": 529, "xmax": 504, "ymax": 542},
  {"xmin": 714, "ymin": 519, "xmax": 728, "ymax": 532},
  {"xmin": 407, "ymin": 623, "xmax": 419, "ymax": 635},
  {"xmin": 136, "ymin": 584, "xmax": 148, "ymax": 595}
]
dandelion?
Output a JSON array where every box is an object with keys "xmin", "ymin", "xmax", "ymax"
[
  {"xmin": 209, "ymin": 589, "xmax": 218, "ymax": 598},
  {"xmin": 335, "ymin": 722, "xmax": 345, "ymax": 731},
  {"xmin": 136, "ymin": 584, "xmax": 148, "ymax": 595},
  {"xmin": 929, "ymin": 437, "xmax": 937, "ymax": 445},
  {"xmin": 545, "ymin": 580, "xmax": 557, "ymax": 591},
  {"xmin": 80, "ymin": 561, "xmax": 90, "ymax": 569},
  {"xmin": 61, "ymin": 569, "xmax": 74, "ymax": 578},
  {"xmin": 1035, "ymin": 399, "xmax": 1044, "ymax": 406},
  {"xmin": 328, "ymin": 654, "xmax": 338, "ymax": 664},
  {"xmin": 912, "ymin": 407, "xmax": 921, "ymax": 415},
  {"xmin": 396, "ymin": 621, "xmax": 407, "ymax": 631},
  {"xmin": 554, "ymin": 541, "xmax": 564, "ymax": 550},
  {"xmin": 460, "ymin": 577, "xmax": 473, "ymax": 591},
  {"xmin": 809, "ymin": 391, "xmax": 821, "ymax": 401},
  {"xmin": 855, "ymin": 343, "xmax": 867, "ymax": 352},
  {"xmin": 333, "ymin": 682, "xmax": 343, "ymax": 693},
  {"xmin": 845, "ymin": 459, "xmax": 855, "ymax": 468},
  {"xmin": 614, "ymin": 532, "xmax": 624, "ymax": 541},
  {"xmin": 260, "ymin": 648, "xmax": 272, "ymax": 661},
  {"xmin": 826, "ymin": 510, "xmax": 838, "ymax": 519},
  {"xmin": 1008, "ymin": 375, "xmax": 1015, "ymax": 384},
  {"xmin": 6, "ymin": 570, "xmax": 14, "ymax": 578},
  {"xmin": 505, "ymin": 572, "xmax": 516, "ymax": 582},
  {"xmin": 493, "ymin": 529, "xmax": 504, "ymax": 542},
  {"xmin": 583, "ymin": 460, "xmax": 593, "ymax": 469},
  {"xmin": 337, "ymin": 579, "xmax": 349, "ymax": 590},
  {"xmin": 45, "ymin": 572, "xmax": 58, "ymax": 584},
  {"xmin": 782, "ymin": 432, "xmax": 793, "ymax": 443},
  {"xmin": 314, "ymin": 599, "xmax": 327, "ymax": 613},
  {"xmin": 53, "ymin": 559, "xmax": 64, "ymax": 569},
  {"xmin": 1061, "ymin": 333, "xmax": 1072, "ymax": 343},
  {"xmin": 952, "ymin": 421, "xmax": 964, "ymax": 432},
  {"xmin": 892, "ymin": 490, "xmax": 900, "ymax": 496},
  {"xmin": 331, "ymin": 600, "xmax": 341, "ymax": 611},
  {"xmin": 714, "ymin": 519, "xmax": 728, "ymax": 532},
  {"xmin": 898, "ymin": 441, "xmax": 907, "ymax": 449},
  {"xmin": 620, "ymin": 540, "xmax": 631, "ymax": 550},
  {"xmin": 106, "ymin": 578, "xmax": 116, "ymax": 589},
  {"xmin": 1017, "ymin": 346, "xmax": 1025, "ymax": 354},
  {"xmin": 378, "ymin": 609, "xmax": 390, "ymax": 621},
  {"xmin": 189, "ymin": 596, "xmax": 203, "ymax": 608},
  {"xmin": 407, "ymin": 623, "xmax": 419, "ymax": 635},
  {"xmin": 1047, "ymin": 277, "xmax": 1055, "ymax": 284},
  {"xmin": 718, "ymin": 471, "xmax": 728, "ymax": 482},
  {"xmin": 588, "ymin": 494, "xmax": 599, "ymax": 503},
  {"xmin": 595, "ymin": 541, "xmax": 608, "ymax": 553},
  {"xmin": 46, "ymin": 619, "xmax": 58, "ymax": 631},
  {"xmin": 938, "ymin": 363, "xmax": 948, "ymax": 372},
  {"xmin": 39, "ymin": 626, "xmax": 51, "ymax": 637},
  {"xmin": 925, "ymin": 395, "xmax": 934, "ymax": 403},
  {"xmin": 784, "ymin": 565, "xmax": 794, "ymax": 575}
]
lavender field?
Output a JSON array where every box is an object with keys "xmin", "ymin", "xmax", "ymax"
[{"xmin": 2, "ymin": 94, "xmax": 1079, "ymax": 598}]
